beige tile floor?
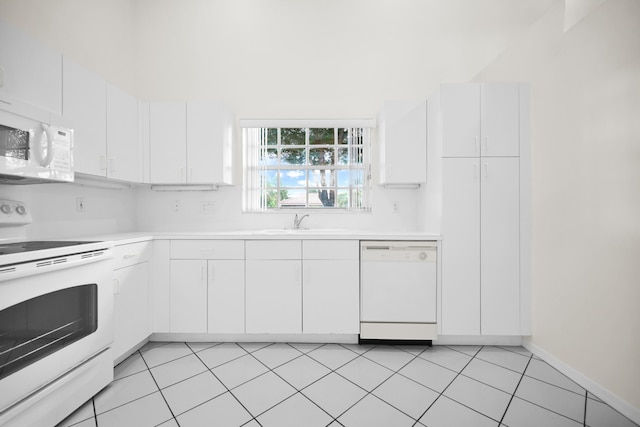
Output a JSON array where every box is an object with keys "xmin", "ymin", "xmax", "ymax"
[{"xmin": 57, "ymin": 342, "xmax": 638, "ymax": 427}]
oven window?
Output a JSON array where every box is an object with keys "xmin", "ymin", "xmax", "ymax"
[{"xmin": 0, "ymin": 284, "xmax": 97, "ymax": 380}]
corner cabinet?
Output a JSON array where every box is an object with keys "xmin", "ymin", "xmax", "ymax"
[
  {"xmin": 377, "ymin": 100, "xmax": 427, "ymax": 186},
  {"xmin": 149, "ymin": 101, "xmax": 234, "ymax": 185},
  {"xmin": 112, "ymin": 241, "xmax": 152, "ymax": 363},
  {"xmin": 432, "ymin": 82, "xmax": 530, "ymax": 336}
]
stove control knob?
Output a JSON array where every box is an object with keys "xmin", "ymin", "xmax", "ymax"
[
  {"xmin": 1, "ymin": 204, "xmax": 12, "ymax": 214},
  {"xmin": 16, "ymin": 205, "xmax": 26, "ymax": 215}
]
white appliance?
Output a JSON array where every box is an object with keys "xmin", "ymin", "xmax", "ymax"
[
  {"xmin": 360, "ymin": 241, "xmax": 438, "ymax": 342},
  {"xmin": 0, "ymin": 108, "xmax": 73, "ymax": 184},
  {"xmin": 0, "ymin": 238, "xmax": 114, "ymax": 427}
]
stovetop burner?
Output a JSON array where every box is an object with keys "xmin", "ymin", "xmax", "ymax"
[{"xmin": 0, "ymin": 241, "xmax": 99, "ymax": 255}]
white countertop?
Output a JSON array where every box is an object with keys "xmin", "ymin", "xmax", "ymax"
[{"xmin": 81, "ymin": 230, "xmax": 441, "ymax": 244}]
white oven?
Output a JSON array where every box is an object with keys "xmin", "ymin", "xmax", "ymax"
[{"xmin": 0, "ymin": 241, "xmax": 114, "ymax": 427}]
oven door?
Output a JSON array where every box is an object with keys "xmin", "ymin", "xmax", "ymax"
[{"xmin": 0, "ymin": 257, "xmax": 114, "ymax": 412}]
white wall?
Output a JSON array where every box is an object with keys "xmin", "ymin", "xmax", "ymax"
[
  {"xmin": 0, "ymin": 0, "xmax": 137, "ymax": 93},
  {"xmin": 2, "ymin": 0, "xmax": 556, "ymax": 234},
  {"xmin": 475, "ymin": 0, "xmax": 640, "ymax": 412},
  {"xmin": 0, "ymin": 184, "xmax": 137, "ymax": 241}
]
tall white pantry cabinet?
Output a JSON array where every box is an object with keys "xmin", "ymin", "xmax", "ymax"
[{"xmin": 431, "ymin": 83, "xmax": 531, "ymax": 336}]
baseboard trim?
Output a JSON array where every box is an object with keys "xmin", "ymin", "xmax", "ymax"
[
  {"xmin": 523, "ymin": 340, "xmax": 640, "ymax": 425},
  {"xmin": 149, "ymin": 333, "xmax": 359, "ymax": 344},
  {"xmin": 433, "ymin": 335, "xmax": 523, "ymax": 346}
]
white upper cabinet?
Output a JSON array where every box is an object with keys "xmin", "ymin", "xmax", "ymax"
[
  {"xmin": 149, "ymin": 101, "xmax": 234, "ymax": 185},
  {"xmin": 440, "ymin": 83, "xmax": 520, "ymax": 158},
  {"xmin": 107, "ymin": 84, "xmax": 139, "ymax": 182},
  {"xmin": 64, "ymin": 58, "xmax": 140, "ymax": 181},
  {"xmin": 440, "ymin": 84, "xmax": 480, "ymax": 158},
  {"xmin": 377, "ymin": 100, "xmax": 427, "ymax": 185},
  {"xmin": 0, "ymin": 18, "xmax": 62, "ymax": 116},
  {"xmin": 62, "ymin": 58, "xmax": 107, "ymax": 176},
  {"xmin": 480, "ymin": 84, "xmax": 519, "ymax": 157},
  {"xmin": 149, "ymin": 102, "xmax": 187, "ymax": 184},
  {"xmin": 187, "ymin": 101, "xmax": 234, "ymax": 185}
]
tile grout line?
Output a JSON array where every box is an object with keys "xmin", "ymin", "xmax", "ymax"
[
  {"xmin": 498, "ymin": 352, "xmax": 533, "ymax": 426},
  {"xmin": 92, "ymin": 398, "xmax": 98, "ymax": 427},
  {"xmin": 188, "ymin": 342, "xmax": 265, "ymax": 427},
  {"xmin": 583, "ymin": 390, "xmax": 588, "ymax": 427},
  {"xmin": 411, "ymin": 345, "xmax": 484, "ymax": 427},
  {"xmin": 139, "ymin": 347, "xmax": 181, "ymax": 427},
  {"xmin": 350, "ymin": 344, "xmax": 428, "ymax": 423},
  {"xmin": 242, "ymin": 343, "xmax": 337, "ymax": 422}
]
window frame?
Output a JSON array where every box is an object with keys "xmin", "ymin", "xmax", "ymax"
[{"xmin": 241, "ymin": 119, "xmax": 374, "ymax": 213}]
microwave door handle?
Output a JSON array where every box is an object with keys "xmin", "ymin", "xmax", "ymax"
[{"xmin": 39, "ymin": 123, "xmax": 55, "ymax": 167}]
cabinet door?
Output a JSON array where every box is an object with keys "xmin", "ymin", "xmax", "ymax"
[
  {"xmin": 113, "ymin": 262, "xmax": 150, "ymax": 361},
  {"xmin": 150, "ymin": 102, "xmax": 186, "ymax": 183},
  {"xmin": 170, "ymin": 260, "xmax": 207, "ymax": 333},
  {"xmin": 441, "ymin": 84, "xmax": 480, "ymax": 158},
  {"xmin": 481, "ymin": 83, "xmax": 520, "ymax": 157},
  {"xmin": 303, "ymin": 259, "xmax": 359, "ymax": 334},
  {"xmin": 480, "ymin": 157, "xmax": 520, "ymax": 335},
  {"xmin": 208, "ymin": 260, "xmax": 245, "ymax": 334},
  {"xmin": 187, "ymin": 101, "xmax": 233, "ymax": 184},
  {"xmin": 0, "ymin": 19, "xmax": 62, "ymax": 115},
  {"xmin": 62, "ymin": 57, "xmax": 107, "ymax": 176},
  {"xmin": 441, "ymin": 158, "xmax": 481, "ymax": 335},
  {"xmin": 107, "ymin": 84, "xmax": 139, "ymax": 182},
  {"xmin": 378, "ymin": 100, "xmax": 427, "ymax": 185},
  {"xmin": 245, "ymin": 260, "xmax": 301, "ymax": 334}
]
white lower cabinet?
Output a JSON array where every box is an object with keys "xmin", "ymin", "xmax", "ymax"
[
  {"xmin": 302, "ymin": 241, "xmax": 359, "ymax": 334},
  {"xmin": 245, "ymin": 240, "xmax": 302, "ymax": 334},
  {"xmin": 169, "ymin": 240, "xmax": 245, "ymax": 334},
  {"xmin": 441, "ymin": 157, "xmax": 520, "ymax": 336},
  {"xmin": 170, "ymin": 259, "xmax": 208, "ymax": 333},
  {"xmin": 113, "ymin": 242, "xmax": 152, "ymax": 362},
  {"xmin": 208, "ymin": 260, "xmax": 245, "ymax": 333}
]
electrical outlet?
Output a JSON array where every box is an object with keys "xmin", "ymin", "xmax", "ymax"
[
  {"xmin": 173, "ymin": 200, "xmax": 180, "ymax": 212},
  {"xmin": 201, "ymin": 201, "xmax": 216, "ymax": 214},
  {"xmin": 392, "ymin": 201, "xmax": 400, "ymax": 213},
  {"xmin": 76, "ymin": 197, "xmax": 85, "ymax": 213}
]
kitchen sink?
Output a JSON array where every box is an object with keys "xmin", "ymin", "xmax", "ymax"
[{"xmin": 252, "ymin": 228, "xmax": 353, "ymax": 235}]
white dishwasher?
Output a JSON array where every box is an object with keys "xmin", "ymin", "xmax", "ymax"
[{"xmin": 360, "ymin": 241, "xmax": 437, "ymax": 342}]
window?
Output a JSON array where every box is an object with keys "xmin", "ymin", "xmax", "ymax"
[{"xmin": 243, "ymin": 121, "xmax": 372, "ymax": 211}]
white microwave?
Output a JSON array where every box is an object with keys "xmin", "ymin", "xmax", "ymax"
[{"xmin": 0, "ymin": 109, "xmax": 73, "ymax": 184}]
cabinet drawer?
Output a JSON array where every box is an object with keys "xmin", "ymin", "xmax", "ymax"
[
  {"xmin": 246, "ymin": 240, "xmax": 301, "ymax": 260},
  {"xmin": 113, "ymin": 241, "xmax": 152, "ymax": 270},
  {"xmin": 171, "ymin": 240, "xmax": 244, "ymax": 259},
  {"xmin": 303, "ymin": 240, "xmax": 359, "ymax": 260}
]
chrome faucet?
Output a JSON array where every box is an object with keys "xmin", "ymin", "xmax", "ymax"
[{"xmin": 293, "ymin": 214, "xmax": 309, "ymax": 229}]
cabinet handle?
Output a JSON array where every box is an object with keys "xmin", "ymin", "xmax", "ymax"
[
  {"xmin": 123, "ymin": 254, "xmax": 136, "ymax": 259},
  {"xmin": 474, "ymin": 136, "xmax": 479, "ymax": 155},
  {"xmin": 474, "ymin": 163, "xmax": 479, "ymax": 180},
  {"xmin": 180, "ymin": 168, "xmax": 185, "ymax": 181},
  {"xmin": 113, "ymin": 278, "xmax": 120, "ymax": 295},
  {"xmin": 109, "ymin": 158, "xmax": 116, "ymax": 174},
  {"xmin": 100, "ymin": 155, "xmax": 107, "ymax": 171},
  {"xmin": 483, "ymin": 136, "xmax": 489, "ymax": 154},
  {"xmin": 483, "ymin": 162, "xmax": 489, "ymax": 178}
]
